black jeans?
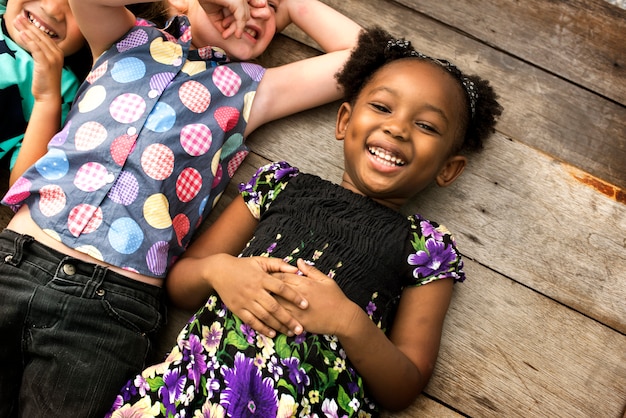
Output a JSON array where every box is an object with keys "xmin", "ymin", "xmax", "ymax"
[{"xmin": 0, "ymin": 229, "xmax": 165, "ymax": 417}]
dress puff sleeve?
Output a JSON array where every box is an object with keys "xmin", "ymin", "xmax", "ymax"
[
  {"xmin": 405, "ymin": 214, "xmax": 466, "ymax": 286},
  {"xmin": 238, "ymin": 161, "xmax": 300, "ymax": 220}
]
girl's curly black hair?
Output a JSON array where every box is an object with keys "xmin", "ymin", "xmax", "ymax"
[{"xmin": 335, "ymin": 27, "xmax": 503, "ymax": 153}]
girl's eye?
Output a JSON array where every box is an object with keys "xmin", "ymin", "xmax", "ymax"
[
  {"xmin": 371, "ymin": 103, "xmax": 390, "ymax": 113},
  {"xmin": 268, "ymin": 1, "xmax": 278, "ymax": 12},
  {"xmin": 416, "ymin": 122, "xmax": 437, "ymax": 133}
]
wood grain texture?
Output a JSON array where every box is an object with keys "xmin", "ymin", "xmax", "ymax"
[{"xmin": 396, "ymin": 0, "xmax": 626, "ymax": 105}]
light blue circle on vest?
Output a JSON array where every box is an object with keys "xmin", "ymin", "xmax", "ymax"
[
  {"xmin": 108, "ymin": 217, "xmax": 144, "ymax": 254},
  {"xmin": 111, "ymin": 57, "xmax": 146, "ymax": 83},
  {"xmin": 35, "ymin": 148, "xmax": 69, "ymax": 180},
  {"xmin": 198, "ymin": 195, "xmax": 208, "ymax": 216},
  {"xmin": 145, "ymin": 102, "xmax": 176, "ymax": 132}
]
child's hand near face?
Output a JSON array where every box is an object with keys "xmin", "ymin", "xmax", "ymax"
[
  {"xmin": 13, "ymin": 13, "xmax": 64, "ymax": 106},
  {"xmin": 199, "ymin": 0, "xmax": 269, "ymax": 39},
  {"xmin": 9, "ymin": 13, "xmax": 66, "ymax": 184}
]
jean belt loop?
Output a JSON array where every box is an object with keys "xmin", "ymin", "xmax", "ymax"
[
  {"xmin": 81, "ymin": 263, "xmax": 108, "ymax": 298},
  {"xmin": 4, "ymin": 233, "xmax": 35, "ymax": 266}
]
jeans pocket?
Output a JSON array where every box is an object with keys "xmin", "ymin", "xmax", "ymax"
[{"xmin": 99, "ymin": 288, "xmax": 163, "ymax": 336}]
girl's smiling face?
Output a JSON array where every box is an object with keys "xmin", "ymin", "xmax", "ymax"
[
  {"xmin": 4, "ymin": 0, "xmax": 85, "ymax": 56},
  {"xmin": 336, "ymin": 58, "xmax": 468, "ymax": 210}
]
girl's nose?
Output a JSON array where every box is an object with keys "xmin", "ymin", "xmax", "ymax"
[
  {"xmin": 249, "ymin": 3, "xmax": 272, "ymax": 22},
  {"xmin": 40, "ymin": 0, "xmax": 67, "ymax": 21},
  {"xmin": 383, "ymin": 118, "xmax": 410, "ymax": 141}
]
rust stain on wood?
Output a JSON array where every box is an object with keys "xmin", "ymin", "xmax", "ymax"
[{"xmin": 567, "ymin": 167, "xmax": 626, "ymax": 204}]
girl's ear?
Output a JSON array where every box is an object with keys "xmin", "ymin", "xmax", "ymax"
[
  {"xmin": 436, "ymin": 155, "xmax": 467, "ymax": 187},
  {"xmin": 335, "ymin": 102, "xmax": 352, "ymax": 141}
]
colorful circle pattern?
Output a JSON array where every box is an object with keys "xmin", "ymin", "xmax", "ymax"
[{"xmin": 2, "ymin": 18, "xmax": 266, "ymax": 278}]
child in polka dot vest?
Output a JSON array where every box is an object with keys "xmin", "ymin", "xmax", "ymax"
[{"xmin": 0, "ymin": 0, "xmax": 361, "ymax": 416}]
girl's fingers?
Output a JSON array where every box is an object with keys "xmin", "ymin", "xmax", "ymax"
[
  {"xmin": 238, "ymin": 308, "xmax": 279, "ymax": 338},
  {"xmin": 295, "ymin": 258, "xmax": 327, "ymax": 282}
]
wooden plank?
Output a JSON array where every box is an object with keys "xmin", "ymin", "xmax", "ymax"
[
  {"xmin": 381, "ymin": 395, "xmax": 464, "ymax": 418},
  {"xmin": 395, "ymin": 0, "xmax": 626, "ymax": 105},
  {"xmin": 277, "ymin": 0, "xmax": 626, "ymax": 190},
  {"xmin": 426, "ymin": 260, "xmax": 626, "ymax": 418},
  {"xmin": 246, "ymin": 103, "xmax": 626, "ymax": 332}
]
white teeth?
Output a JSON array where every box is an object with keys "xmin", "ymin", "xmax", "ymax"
[
  {"xmin": 244, "ymin": 27, "xmax": 258, "ymax": 38},
  {"xmin": 368, "ymin": 146, "xmax": 406, "ymax": 166},
  {"xmin": 28, "ymin": 13, "xmax": 58, "ymax": 38}
]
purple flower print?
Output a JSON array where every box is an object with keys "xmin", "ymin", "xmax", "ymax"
[
  {"xmin": 267, "ymin": 356, "xmax": 284, "ymax": 380},
  {"xmin": 241, "ymin": 323, "xmax": 256, "ymax": 344},
  {"xmin": 108, "ymin": 395, "xmax": 124, "ymax": 415},
  {"xmin": 366, "ymin": 301, "xmax": 376, "ymax": 316},
  {"xmin": 294, "ymin": 331, "xmax": 307, "ymax": 345},
  {"xmin": 221, "ymin": 353, "xmax": 278, "ymax": 417},
  {"xmin": 281, "ymin": 357, "xmax": 311, "ymax": 394},
  {"xmin": 118, "ymin": 380, "xmax": 138, "ymax": 402},
  {"xmin": 266, "ymin": 242, "xmax": 277, "ymax": 254},
  {"xmin": 322, "ymin": 398, "xmax": 340, "ymax": 418},
  {"xmin": 420, "ymin": 220, "xmax": 443, "ymax": 240},
  {"xmin": 158, "ymin": 368, "xmax": 187, "ymax": 416},
  {"xmin": 348, "ymin": 381, "xmax": 359, "ymax": 395},
  {"xmin": 185, "ymin": 334, "xmax": 208, "ymax": 387},
  {"xmin": 133, "ymin": 374, "xmax": 150, "ymax": 397},
  {"xmin": 274, "ymin": 162, "xmax": 299, "ymax": 181},
  {"xmin": 408, "ymin": 238, "xmax": 457, "ymax": 278}
]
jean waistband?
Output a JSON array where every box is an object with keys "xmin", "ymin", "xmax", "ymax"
[{"xmin": 0, "ymin": 228, "xmax": 163, "ymax": 301}]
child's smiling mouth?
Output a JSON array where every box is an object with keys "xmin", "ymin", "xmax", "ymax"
[
  {"xmin": 243, "ymin": 27, "xmax": 258, "ymax": 39},
  {"xmin": 26, "ymin": 12, "xmax": 58, "ymax": 38},
  {"xmin": 368, "ymin": 146, "xmax": 406, "ymax": 167}
]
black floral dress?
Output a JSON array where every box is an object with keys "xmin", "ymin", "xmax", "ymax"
[{"xmin": 108, "ymin": 162, "xmax": 465, "ymax": 418}]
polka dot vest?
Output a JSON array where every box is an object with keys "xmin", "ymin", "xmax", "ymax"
[{"xmin": 2, "ymin": 17, "xmax": 266, "ymax": 278}]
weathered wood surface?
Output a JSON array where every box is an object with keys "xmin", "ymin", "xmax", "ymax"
[{"xmin": 1, "ymin": 0, "xmax": 625, "ymax": 417}]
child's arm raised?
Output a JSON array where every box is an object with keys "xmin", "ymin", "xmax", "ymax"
[
  {"xmin": 9, "ymin": 14, "xmax": 67, "ymax": 185},
  {"xmin": 166, "ymin": 195, "xmax": 308, "ymax": 338},
  {"xmin": 279, "ymin": 260, "xmax": 454, "ymax": 411},
  {"xmin": 68, "ymin": 0, "xmax": 141, "ymax": 58},
  {"xmin": 245, "ymin": 0, "xmax": 361, "ymax": 134}
]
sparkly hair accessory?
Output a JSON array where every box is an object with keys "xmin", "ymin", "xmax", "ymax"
[{"xmin": 385, "ymin": 39, "xmax": 478, "ymax": 119}]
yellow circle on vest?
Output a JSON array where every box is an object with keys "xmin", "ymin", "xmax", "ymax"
[{"xmin": 144, "ymin": 194, "xmax": 173, "ymax": 229}]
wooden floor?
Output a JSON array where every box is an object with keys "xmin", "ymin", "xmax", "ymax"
[{"xmin": 1, "ymin": 1, "xmax": 624, "ymax": 417}]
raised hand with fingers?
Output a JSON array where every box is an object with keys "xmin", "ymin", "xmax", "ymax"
[{"xmin": 200, "ymin": 0, "xmax": 269, "ymax": 39}]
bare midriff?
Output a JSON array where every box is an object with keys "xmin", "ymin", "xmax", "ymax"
[{"xmin": 7, "ymin": 206, "xmax": 165, "ymax": 288}]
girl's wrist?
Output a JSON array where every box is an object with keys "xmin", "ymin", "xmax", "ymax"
[{"xmin": 335, "ymin": 299, "xmax": 364, "ymax": 339}]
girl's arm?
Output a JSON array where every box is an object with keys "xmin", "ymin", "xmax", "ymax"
[
  {"xmin": 9, "ymin": 14, "xmax": 67, "ymax": 184},
  {"xmin": 278, "ymin": 260, "xmax": 454, "ymax": 411},
  {"xmin": 166, "ymin": 195, "xmax": 308, "ymax": 337},
  {"xmin": 244, "ymin": 0, "xmax": 361, "ymax": 135},
  {"xmin": 68, "ymin": 0, "xmax": 140, "ymax": 58}
]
